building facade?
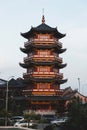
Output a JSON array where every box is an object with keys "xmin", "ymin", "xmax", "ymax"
[{"xmin": 20, "ymin": 16, "xmax": 67, "ymax": 114}]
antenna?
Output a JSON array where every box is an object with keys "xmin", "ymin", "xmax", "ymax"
[{"xmin": 42, "ymin": 8, "xmax": 44, "ymax": 15}]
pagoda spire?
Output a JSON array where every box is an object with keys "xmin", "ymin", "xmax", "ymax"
[
  {"xmin": 42, "ymin": 15, "xmax": 45, "ymax": 24},
  {"xmin": 42, "ymin": 9, "xmax": 45, "ymax": 23}
]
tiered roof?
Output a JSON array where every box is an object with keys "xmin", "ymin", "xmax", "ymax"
[
  {"xmin": 24, "ymin": 77, "xmax": 67, "ymax": 84},
  {"xmin": 21, "ymin": 15, "xmax": 66, "ymax": 39},
  {"xmin": 20, "ymin": 45, "xmax": 66, "ymax": 54},
  {"xmin": 19, "ymin": 61, "xmax": 67, "ymax": 69}
]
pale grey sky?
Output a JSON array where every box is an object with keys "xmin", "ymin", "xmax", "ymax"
[{"xmin": 0, "ymin": 0, "xmax": 87, "ymax": 95}]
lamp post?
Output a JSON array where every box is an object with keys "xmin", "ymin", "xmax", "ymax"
[
  {"xmin": 5, "ymin": 76, "xmax": 14, "ymax": 126},
  {"xmin": 78, "ymin": 78, "xmax": 80, "ymax": 93}
]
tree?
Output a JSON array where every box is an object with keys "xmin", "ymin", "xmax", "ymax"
[{"xmin": 62, "ymin": 97, "xmax": 87, "ymax": 130}]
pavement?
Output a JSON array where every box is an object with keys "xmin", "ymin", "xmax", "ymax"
[
  {"xmin": 0, "ymin": 124, "xmax": 62, "ymax": 130},
  {"xmin": 0, "ymin": 126, "xmax": 36, "ymax": 130}
]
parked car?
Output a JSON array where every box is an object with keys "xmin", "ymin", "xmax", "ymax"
[
  {"xmin": 14, "ymin": 119, "xmax": 37, "ymax": 127},
  {"xmin": 14, "ymin": 119, "xmax": 28, "ymax": 127},
  {"xmin": 51, "ymin": 117, "xmax": 69, "ymax": 125},
  {"xmin": 10, "ymin": 116, "xmax": 24, "ymax": 125}
]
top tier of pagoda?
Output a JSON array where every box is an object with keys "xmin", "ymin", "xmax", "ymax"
[{"xmin": 21, "ymin": 15, "xmax": 66, "ymax": 39}]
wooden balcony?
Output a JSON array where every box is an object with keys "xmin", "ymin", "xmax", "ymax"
[
  {"xmin": 24, "ymin": 38, "xmax": 62, "ymax": 48},
  {"xmin": 33, "ymin": 55, "xmax": 55, "ymax": 61},
  {"xmin": 32, "ymin": 90, "xmax": 55, "ymax": 95},
  {"xmin": 23, "ymin": 72, "xmax": 63, "ymax": 78},
  {"xmin": 23, "ymin": 88, "xmax": 63, "ymax": 92},
  {"xmin": 24, "ymin": 55, "xmax": 62, "ymax": 63},
  {"xmin": 31, "ymin": 89, "xmax": 63, "ymax": 95}
]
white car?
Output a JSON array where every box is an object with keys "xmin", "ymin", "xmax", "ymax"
[
  {"xmin": 10, "ymin": 116, "xmax": 24, "ymax": 125},
  {"xmin": 14, "ymin": 119, "xmax": 37, "ymax": 127},
  {"xmin": 14, "ymin": 119, "xmax": 28, "ymax": 127},
  {"xmin": 51, "ymin": 117, "xmax": 69, "ymax": 125},
  {"xmin": 10, "ymin": 116, "xmax": 24, "ymax": 122}
]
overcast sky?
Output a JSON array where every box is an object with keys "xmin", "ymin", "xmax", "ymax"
[{"xmin": 0, "ymin": 0, "xmax": 87, "ymax": 95}]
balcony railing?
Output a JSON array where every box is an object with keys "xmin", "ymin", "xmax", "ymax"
[
  {"xmin": 23, "ymin": 89, "xmax": 64, "ymax": 93},
  {"xmin": 24, "ymin": 38, "xmax": 62, "ymax": 48},
  {"xmin": 23, "ymin": 72, "xmax": 63, "ymax": 78},
  {"xmin": 34, "ymin": 38, "xmax": 55, "ymax": 42},
  {"xmin": 33, "ymin": 89, "xmax": 55, "ymax": 91},
  {"xmin": 24, "ymin": 55, "xmax": 62, "ymax": 63}
]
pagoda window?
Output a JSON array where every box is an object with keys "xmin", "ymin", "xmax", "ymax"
[
  {"xmin": 39, "ymin": 83, "xmax": 49, "ymax": 89},
  {"xmin": 40, "ymin": 51, "xmax": 48, "ymax": 56},
  {"xmin": 40, "ymin": 67, "xmax": 48, "ymax": 72},
  {"xmin": 38, "ymin": 34, "xmax": 50, "ymax": 40},
  {"xmin": 38, "ymin": 66, "xmax": 50, "ymax": 72},
  {"xmin": 38, "ymin": 50, "xmax": 50, "ymax": 56}
]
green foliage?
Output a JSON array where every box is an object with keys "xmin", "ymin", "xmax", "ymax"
[
  {"xmin": 24, "ymin": 112, "xmax": 41, "ymax": 120},
  {"xmin": 39, "ymin": 118, "xmax": 50, "ymax": 123},
  {"xmin": 63, "ymin": 98, "xmax": 87, "ymax": 130},
  {"xmin": 0, "ymin": 109, "xmax": 6, "ymax": 117}
]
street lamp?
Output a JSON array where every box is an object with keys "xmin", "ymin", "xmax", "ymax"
[
  {"xmin": 78, "ymin": 78, "xmax": 80, "ymax": 93},
  {"xmin": 5, "ymin": 76, "xmax": 14, "ymax": 126}
]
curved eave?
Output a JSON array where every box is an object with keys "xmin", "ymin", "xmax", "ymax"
[
  {"xmin": 55, "ymin": 78, "xmax": 68, "ymax": 84},
  {"xmin": 55, "ymin": 48, "xmax": 67, "ymax": 53},
  {"xmin": 53, "ymin": 29, "xmax": 66, "ymax": 39},
  {"xmin": 19, "ymin": 61, "xmax": 67, "ymax": 69},
  {"xmin": 19, "ymin": 63, "xmax": 29, "ymax": 68},
  {"xmin": 21, "ymin": 31, "xmax": 65, "ymax": 39},
  {"xmin": 55, "ymin": 63, "xmax": 67, "ymax": 69},
  {"xmin": 20, "ymin": 47, "xmax": 33, "ymax": 53},
  {"xmin": 20, "ymin": 29, "xmax": 34, "ymax": 39},
  {"xmin": 31, "ymin": 61, "xmax": 67, "ymax": 69},
  {"xmin": 20, "ymin": 23, "xmax": 66, "ymax": 39},
  {"xmin": 20, "ymin": 47, "xmax": 29, "ymax": 53},
  {"xmin": 24, "ymin": 77, "xmax": 68, "ymax": 84},
  {"xmin": 27, "ymin": 95, "xmax": 63, "ymax": 101},
  {"xmin": 20, "ymin": 46, "xmax": 66, "ymax": 54},
  {"xmin": 31, "ymin": 44, "xmax": 67, "ymax": 53},
  {"xmin": 24, "ymin": 77, "xmax": 53, "ymax": 83}
]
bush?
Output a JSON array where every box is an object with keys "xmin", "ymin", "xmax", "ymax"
[{"xmin": 24, "ymin": 112, "xmax": 41, "ymax": 120}]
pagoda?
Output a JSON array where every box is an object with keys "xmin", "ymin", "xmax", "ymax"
[{"xmin": 20, "ymin": 15, "xmax": 67, "ymax": 114}]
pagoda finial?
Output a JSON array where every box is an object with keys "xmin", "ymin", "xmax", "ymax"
[
  {"xmin": 42, "ymin": 8, "xmax": 45, "ymax": 23},
  {"xmin": 42, "ymin": 15, "xmax": 45, "ymax": 23}
]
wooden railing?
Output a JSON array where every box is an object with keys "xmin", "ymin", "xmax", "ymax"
[
  {"xmin": 23, "ymin": 89, "xmax": 64, "ymax": 92},
  {"xmin": 24, "ymin": 38, "xmax": 62, "ymax": 48},
  {"xmin": 23, "ymin": 72, "xmax": 63, "ymax": 78},
  {"xmin": 24, "ymin": 55, "xmax": 62, "ymax": 63}
]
